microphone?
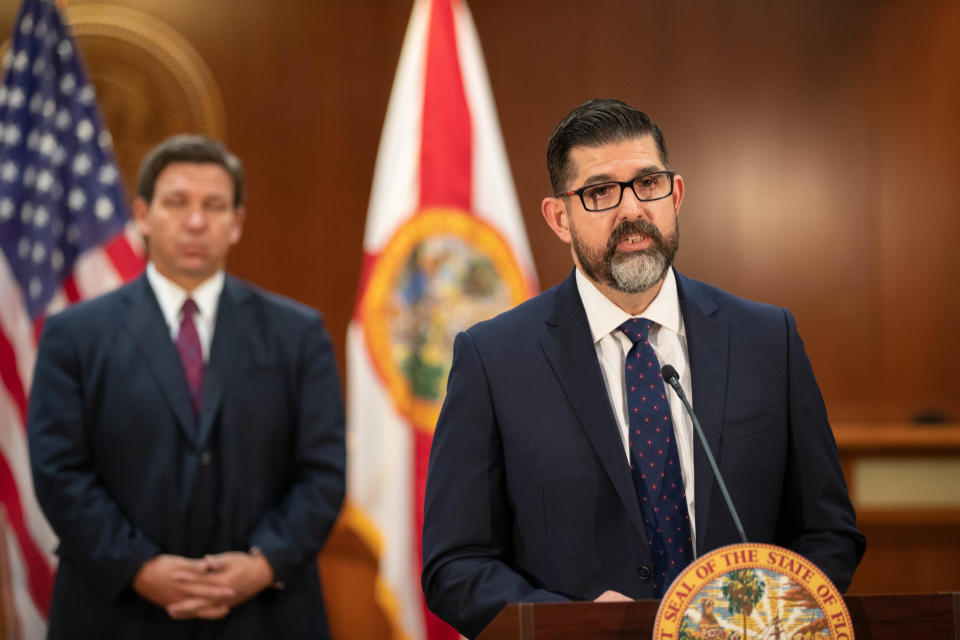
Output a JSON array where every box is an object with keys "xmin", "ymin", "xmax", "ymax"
[{"xmin": 661, "ymin": 364, "xmax": 748, "ymax": 544}]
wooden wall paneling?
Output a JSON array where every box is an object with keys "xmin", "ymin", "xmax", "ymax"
[
  {"xmin": 869, "ymin": 0, "xmax": 960, "ymax": 423},
  {"xmin": 664, "ymin": 3, "xmax": 877, "ymax": 422},
  {"xmin": 849, "ymin": 510, "xmax": 960, "ymax": 594},
  {"xmin": 837, "ymin": 423, "xmax": 960, "ymax": 594}
]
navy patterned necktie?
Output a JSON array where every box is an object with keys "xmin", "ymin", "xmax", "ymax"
[
  {"xmin": 176, "ymin": 298, "xmax": 204, "ymax": 417},
  {"xmin": 619, "ymin": 317, "xmax": 693, "ymax": 596}
]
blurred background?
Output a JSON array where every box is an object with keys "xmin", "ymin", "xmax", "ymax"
[{"xmin": 1, "ymin": 0, "xmax": 958, "ymax": 637}]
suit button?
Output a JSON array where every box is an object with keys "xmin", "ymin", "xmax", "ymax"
[
  {"xmin": 638, "ymin": 565, "xmax": 652, "ymax": 580},
  {"xmin": 200, "ymin": 451, "xmax": 212, "ymax": 466}
]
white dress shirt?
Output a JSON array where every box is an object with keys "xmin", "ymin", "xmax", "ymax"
[
  {"xmin": 145, "ymin": 262, "xmax": 224, "ymax": 363},
  {"xmin": 575, "ymin": 267, "xmax": 698, "ymax": 549}
]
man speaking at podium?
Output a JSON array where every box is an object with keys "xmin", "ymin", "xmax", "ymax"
[{"xmin": 422, "ymin": 99, "xmax": 865, "ymax": 638}]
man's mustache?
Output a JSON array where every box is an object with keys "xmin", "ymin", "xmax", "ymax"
[{"xmin": 605, "ymin": 219, "xmax": 664, "ymax": 257}]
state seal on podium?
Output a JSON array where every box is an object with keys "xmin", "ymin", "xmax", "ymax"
[{"xmin": 654, "ymin": 543, "xmax": 853, "ymax": 639}]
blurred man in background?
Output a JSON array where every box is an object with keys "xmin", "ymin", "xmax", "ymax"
[{"xmin": 29, "ymin": 135, "xmax": 345, "ymax": 638}]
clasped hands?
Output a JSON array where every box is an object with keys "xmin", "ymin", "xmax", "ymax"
[{"xmin": 132, "ymin": 551, "xmax": 275, "ymax": 620}]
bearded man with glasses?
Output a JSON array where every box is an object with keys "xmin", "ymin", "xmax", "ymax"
[{"xmin": 422, "ymin": 98, "xmax": 864, "ymax": 638}]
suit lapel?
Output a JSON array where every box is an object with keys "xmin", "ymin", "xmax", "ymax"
[
  {"xmin": 538, "ymin": 272, "xmax": 648, "ymax": 540},
  {"xmin": 122, "ymin": 276, "xmax": 197, "ymax": 442},
  {"xmin": 196, "ymin": 277, "xmax": 248, "ymax": 445},
  {"xmin": 676, "ymin": 273, "xmax": 729, "ymax": 554}
]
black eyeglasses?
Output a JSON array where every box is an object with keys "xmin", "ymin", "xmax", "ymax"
[{"xmin": 562, "ymin": 170, "xmax": 676, "ymax": 212}]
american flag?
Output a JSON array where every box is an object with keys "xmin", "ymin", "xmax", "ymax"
[{"xmin": 0, "ymin": 0, "xmax": 143, "ymax": 634}]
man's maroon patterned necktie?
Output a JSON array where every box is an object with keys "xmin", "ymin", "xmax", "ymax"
[{"xmin": 176, "ymin": 298, "xmax": 203, "ymax": 417}]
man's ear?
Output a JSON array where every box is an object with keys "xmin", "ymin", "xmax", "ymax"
[
  {"xmin": 541, "ymin": 196, "xmax": 572, "ymax": 244},
  {"xmin": 672, "ymin": 174, "xmax": 685, "ymax": 214},
  {"xmin": 228, "ymin": 206, "xmax": 245, "ymax": 245},
  {"xmin": 132, "ymin": 197, "xmax": 150, "ymax": 238}
]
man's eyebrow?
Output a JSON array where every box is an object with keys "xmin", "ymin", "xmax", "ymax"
[
  {"xmin": 579, "ymin": 173, "xmax": 614, "ymax": 188},
  {"xmin": 578, "ymin": 165, "xmax": 664, "ymax": 187},
  {"xmin": 634, "ymin": 165, "xmax": 665, "ymax": 176}
]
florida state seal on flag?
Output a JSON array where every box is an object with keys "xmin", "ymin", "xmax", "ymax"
[{"xmin": 345, "ymin": 1, "xmax": 537, "ymax": 638}]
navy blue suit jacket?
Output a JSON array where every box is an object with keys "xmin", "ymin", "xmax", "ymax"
[
  {"xmin": 422, "ymin": 270, "xmax": 864, "ymax": 638},
  {"xmin": 28, "ymin": 274, "xmax": 345, "ymax": 639}
]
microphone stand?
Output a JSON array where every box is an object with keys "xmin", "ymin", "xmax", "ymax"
[{"xmin": 661, "ymin": 365, "xmax": 748, "ymax": 544}]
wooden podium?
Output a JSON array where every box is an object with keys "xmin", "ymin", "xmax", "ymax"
[{"xmin": 478, "ymin": 593, "xmax": 960, "ymax": 639}]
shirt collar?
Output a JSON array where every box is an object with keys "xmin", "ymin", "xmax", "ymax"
[
  {"xmin": 575, "ymin": 266, "xmax": 683, "ymax": 343},
  {"xmin": 145, "ymin": 262, "xmax": 225, "ymax": 328}
]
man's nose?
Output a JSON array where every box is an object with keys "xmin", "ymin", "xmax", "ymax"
[
  {"xmin": 618, "ymin": 184, "xmax": 650, "ymax": 220},
  {"xmin": 184, "ymin": 207, "xmax": 207, "ymax": 228}
]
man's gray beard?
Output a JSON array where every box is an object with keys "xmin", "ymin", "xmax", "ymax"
[
  {"xmin": 609, "ymin": 248, "xmax": 669, "ymax": 293},
  {"xmin": 571, "ymin": 215, "xmax": 679, "ymax": 294}
]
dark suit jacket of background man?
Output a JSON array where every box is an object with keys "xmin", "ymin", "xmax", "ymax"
[
  {"xmin": 422, "ymin": 269, "xmax": 865, "ymax": 638},
  {"xmin": 28, "ymin": 273, "xmax": 345, "ymax": 639}
]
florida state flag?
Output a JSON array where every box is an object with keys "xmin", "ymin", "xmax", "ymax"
[{"xmin": 345, "ymin": 0, "xmax": 537, "ymax": 637}]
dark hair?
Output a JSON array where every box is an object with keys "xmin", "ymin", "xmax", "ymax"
[
  {"xmin": 546, "ymin": 98, "xmax": 669, "ymax": 195},
  {"xmin": 136, "ymin": 134, "xmax": 245, "ymax": 207}
]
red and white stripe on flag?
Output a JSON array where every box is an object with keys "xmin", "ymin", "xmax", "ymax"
[
  {"xmin": 1, "ymin": 0, "xmax": 145, "ymax": 635},
  {"xmin": 346, "ymin": 0, "xmax": 537, "ymax": 638},
  {"xmin": 0, "ymin": 226, "xmax": 144, "ymax": 637}
]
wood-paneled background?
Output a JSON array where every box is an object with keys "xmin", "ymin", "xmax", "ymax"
[{"xmin": 2, "ymin": 1, "xmax": 958, "ymax": 637}]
